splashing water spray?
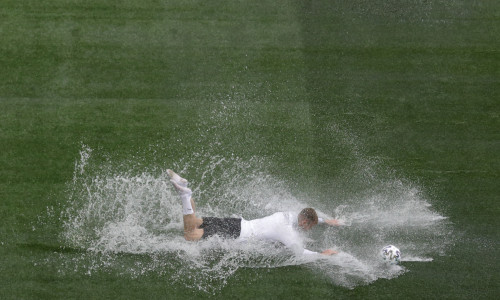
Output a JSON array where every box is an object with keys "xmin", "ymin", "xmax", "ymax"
[{"xmin": 55, "ymin": 144, "xmax": 453, "ymax": 292}]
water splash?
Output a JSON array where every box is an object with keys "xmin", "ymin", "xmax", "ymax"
[{"xmin": 55, "ymin": 144, "xmax": 452, "ymax": 292}]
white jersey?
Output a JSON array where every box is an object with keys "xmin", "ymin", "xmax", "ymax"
[{"xmin": 238, "ymin": 212, "xmax": 318, "ymax": 255}]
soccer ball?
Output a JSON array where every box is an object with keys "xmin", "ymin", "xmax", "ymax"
[{"xmin": 381, "ymin": 245, "xmax": 401, "ymax": 264}]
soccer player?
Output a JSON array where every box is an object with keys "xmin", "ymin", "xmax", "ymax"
[{"xmin": 168, "ymin": 169, "xmax": 340, "ymax": 255}]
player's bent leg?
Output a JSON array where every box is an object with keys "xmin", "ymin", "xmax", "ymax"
[
  {"xmin": 168, "ymin": 170, "xmax": 204, "ymax": 241},
  {"xmin": 183, "ymin": 214, "xmax": 203, "ymax": 241},
  {"xmin": 180, "ymin": 197, "xmax": 203, "ymax": 241},
  {"xmin": 182, "ymin": 212, "xmax": 202, "ymax": 230}
]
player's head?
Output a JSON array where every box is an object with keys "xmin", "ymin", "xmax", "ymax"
[{"xmin": 298, "ymin": 208, "xmax": 318, "ymax": 231}]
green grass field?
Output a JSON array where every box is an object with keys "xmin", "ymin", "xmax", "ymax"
[{"xmin": 1, "ymin": 0, "xmax": 499, "ymax": 298}]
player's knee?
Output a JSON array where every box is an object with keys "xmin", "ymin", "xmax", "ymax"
[
  {"xmin": 184, "ymin": 233, "xmax": 196, "ymax": 241},
  {"xmin": 184, "ymin": 229, "xmax": 202, "ymax": 241}
]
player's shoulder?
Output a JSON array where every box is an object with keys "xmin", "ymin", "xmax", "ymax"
[
  {"xmin": 276, "ymin": 211, "xmax": 297, "ymax": 224},
  {"xmin": 267, "ymin": 211, "xmax": 296, "ymax": 223},
  {"xmin": 268, "ymin": 211, "xmax": 288, "ymax": 221}
]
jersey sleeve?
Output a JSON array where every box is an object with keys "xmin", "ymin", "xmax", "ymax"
[{"xmin": 276, "ymin": 225, "xmax": 319, "ymax": 256}]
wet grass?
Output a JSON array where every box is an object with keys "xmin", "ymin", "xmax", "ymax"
[{"xmin": 1, "ymin": 0, "xmax": 498, "ymax": 298}]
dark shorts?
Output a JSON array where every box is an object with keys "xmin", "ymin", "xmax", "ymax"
[{"xmin": 200, "ymin": 217, "xmax": 242, "ymax": 239}]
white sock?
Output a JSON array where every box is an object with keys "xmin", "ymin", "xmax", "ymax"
[
  {"xmin": 180, "ymin": 192, "xmax": 193, "ymax": 215},
  {"xmin": 171, "ymin": 180, "xmax": 194, "ymax": 215}
]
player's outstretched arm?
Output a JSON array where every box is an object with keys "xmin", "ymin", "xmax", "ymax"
[
  {"xmin": 321, "ymin": 249, "xmax": 338, "ymax": 255},
  {"xmin": 318, "ymin": 218, "xmax": 342, "ymax": 226},
  {"xmin": 324, "ymin": 219, "xmax": 341, "ymax": 226}
]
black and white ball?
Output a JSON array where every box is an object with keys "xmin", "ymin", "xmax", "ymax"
[{"xmin": 381, "ymin": 245, "xmax": 401, "ymax": 264}]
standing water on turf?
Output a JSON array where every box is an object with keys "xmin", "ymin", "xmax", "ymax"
[{"xmin": 51, "ymin": 145, "xmax": 453, "ymax": 292}]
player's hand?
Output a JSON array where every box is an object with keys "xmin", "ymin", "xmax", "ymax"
[
  {"xmin": 324, "ymin": 219, "xmax": 341, "ymax": 226},
  {"xmin": 321, "ymin": 249, "xmax": 338, "ymax": 255}
]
